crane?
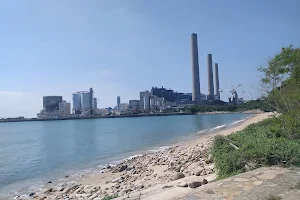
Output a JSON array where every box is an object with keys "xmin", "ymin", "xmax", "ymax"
[{"xmin": 219, "ymin": 84, "xmax": 243, "ymax": 104}]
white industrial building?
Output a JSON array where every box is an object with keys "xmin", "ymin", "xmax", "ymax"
[
  {"xmin": 59, "ymin": 101, "xmax": 71, "ymax": 115},
  {"xmin": 129, "ymin": 100, "xmax": 140, "ymax": 110},
  {"xmin": 72, "ymin": 89, "xmax": 96, "ymax": 114}
]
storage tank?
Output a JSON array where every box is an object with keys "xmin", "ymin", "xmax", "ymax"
[
  {"xmin": 72, "ymin": 93, "xmax": 81, "ymax": 111},
  {"xmin": 81, "ymin": 91, "xmax": 91, "ymax": 110}
]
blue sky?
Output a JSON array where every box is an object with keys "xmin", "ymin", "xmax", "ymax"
[{"xmin": 0, "ymin": 0, "xmax": 299, "ymax": 117}]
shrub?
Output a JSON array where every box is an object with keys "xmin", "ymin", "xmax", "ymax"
[
  {"xmin": 102, "ymin": 194, "xmax": 118, "ymax": 200},
  {"xmin": 212, "ymin": 118, "xmax": 300, "ymax": 179}
]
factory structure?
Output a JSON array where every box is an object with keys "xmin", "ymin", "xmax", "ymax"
[
  {"xmin": 37, "ymin": 33, "xmax": 244, "ymax": 118},
  {"xmin": 72, "ymin": 88, "xmax": 97, "ymax": 116},
  {"xmin": 38, "ymin": 88, "xmax": 98, "ymax": 119},
  {"xmin": 191, "ymin": 33, "xmax": 221, "ymax": 103}
]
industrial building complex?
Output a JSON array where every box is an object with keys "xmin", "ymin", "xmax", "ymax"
[{"xmin": 37, "ymin": 33, "xmax": 244, "ymax": 119}]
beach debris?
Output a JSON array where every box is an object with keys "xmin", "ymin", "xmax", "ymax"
[
  {"xmin": 202, "ymin": 179, "xmax": 208, "ymax": 184},
  {"xmin": 47, "ymin": 181, "xmax": 52, "ymax": 184},
  {"xmin": 13, "ymin": 196, "xmax": 20, "ymax": 199}
]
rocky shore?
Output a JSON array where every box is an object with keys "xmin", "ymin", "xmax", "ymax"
[
  {"xmin": 14, "ymin": 140, "xmax": 214, "ymax": 200},
  {"xmin": 12, "ymin": 113, "xmax": 272, "ymax": 200}
]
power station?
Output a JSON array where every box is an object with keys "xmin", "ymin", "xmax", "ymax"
[
  {"xmin": 191, "ymin": 33, "xmax": 201, "ymax": 103},
  {"xmin": 191, "ymin": 33, "xmax": 221, "ymax": 103}
]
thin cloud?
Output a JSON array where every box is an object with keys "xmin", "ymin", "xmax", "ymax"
[{"xmin": 0, "ymin": 91, "xmax": 23, "ymax": 96}]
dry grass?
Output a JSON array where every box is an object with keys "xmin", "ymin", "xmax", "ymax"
[{"xmin": 266, "ymin": 194, "xmax": 282, "ymax": 200}]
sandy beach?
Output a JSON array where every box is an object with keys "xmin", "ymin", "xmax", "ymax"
[{"xmin": 12, "ymin": 113, "xmax": 273, "ymax": 200}]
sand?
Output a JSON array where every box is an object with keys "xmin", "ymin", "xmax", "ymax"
[{"xmin": 13, "ymin": 112, "xmax": 273, "ymax": 200}]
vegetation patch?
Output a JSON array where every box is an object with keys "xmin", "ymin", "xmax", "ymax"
[
  {"xmin": 102, "ymin": 194, "xmax": 118, "ymax": 200},
  {"xmin": 212, "ymin": 118, "xmax": 300, "ymax": 179},
  {"xmin": 266, "ymin": 194, "xmax": 282, "ymax": 200}
]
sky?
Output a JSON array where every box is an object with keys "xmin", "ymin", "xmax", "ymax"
[{"xmin": 0, "ymin": 0, "xmax": 300, "ymax": 118}]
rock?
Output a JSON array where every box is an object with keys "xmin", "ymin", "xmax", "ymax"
[
  {"xmin": 47, "ymin": 181, "xmax": 52, "ymax": 184},
  {"xmin": 200, "ymin": 170, "xmax": 207, "ymax": 176},
  {"xmin": 194, "ymin": 168, "xmax": 204, "ymax": 176},
  {"xmin": 45, "ymin": 188, "xmax": 54, "ymax": 194},
  {"xmin": 84, "ymin": 185, "xmax": 93, "ymax": 190},
  {"xmin": 170, "ymin": 172, "xmax": 185, "ymax": 181},
  {"xmin": 162, "ymin": 185, "xmax": 173, "ymax": 189},
  {"xmin": 135, "ymin": 184, "xmax": 144, "ymax": 190},
  {"xmin": 126, "ymin": 165, "xmax": 134, "ymax": 171},
  {"xmin": 65, "ymin": 175, "xmax": 69, "ymax": 178},
  {"xmin": 205, "ymin": 154, "xmax": 213, "ymax": 164},
  {"xmin": 119, "ymin": 165, "xmax": 127, "ymax": 172},
  {"xmin": 188, "ymin": 181, "xmax": 202, "ymax": 188},
  {"xmin": 59, "ymin": 187, "xmax": 64, "ymax": 191},
  {"xmin": 65, "ymin": 185, "xmax": 79, "ymax": 194},
  {"xmin": 112, "ymin": 178, "xmax": 122, "ymax": 183},
  {"xmin": 29, "ymin": 192, "xmax": 35, "ymax": 197},
  {"xmin": 177, "ymin": 181, "xmax": 188, "ymax": 187},
  {"xmin": 87, "ymin": 193, "xmax": 99, "ymax": 200},
  {"xmin": 39, "ymin": 197, "xmax": 46, "ymax": 200},
  {"xmin": 205, "ymin": 189, "xmax": 214, "ymax": 194},
  {"xmin": 202, "ymin": 179, "xmax": 208, "ymax": 184}
]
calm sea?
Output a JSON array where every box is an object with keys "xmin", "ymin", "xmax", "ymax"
[{"xmin": 0, "ymin": 113, "xmax": 250, "ymax": 198}]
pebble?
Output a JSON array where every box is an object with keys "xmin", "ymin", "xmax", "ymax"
[{"xmin": 20, "ymin": 140, "xmax": 215, "ymax": 199}]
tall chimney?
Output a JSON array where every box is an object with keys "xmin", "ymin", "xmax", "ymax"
[
  {"xmin": 214, "ymin": 63, "xmax": 220, "ymax": 100},
  {"xmin": 191, "ymin": 33, "xmax": 201, "ymax": 103},
  {"xmin": 207, "ymin": 54, "xmax": 214, "ymax": 101}
]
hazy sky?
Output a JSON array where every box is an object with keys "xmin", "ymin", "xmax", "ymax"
[{"xmin": 1, "ymin": 0, "xmax": 299, "ymax": 117}]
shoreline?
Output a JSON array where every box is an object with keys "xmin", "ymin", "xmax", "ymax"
[
  {"xmin": 0, "ymin": 109, "xmax": 264, "ymax": 123},
  {"xmin": 6, "ymin": 113, "xmax": 272, "ymax": 200}
]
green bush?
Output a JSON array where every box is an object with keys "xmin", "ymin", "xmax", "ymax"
[
  {"xmin": 102, "ymin": 194, "xmax": 118, "ymax": 200},
  {"xmin": 212, "ymin": 117, "xmax": 300, "ymax": 179}
]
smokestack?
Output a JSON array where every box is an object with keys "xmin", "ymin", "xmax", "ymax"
[
  {"xmin": 214, "ymin": 63, "xmax": 220, "ymax": 100},
  {"xmin": 207, "ymin": 54, "xmax": 214, "ymax": 101},
  {"xmin": 191, "ymin": 33, "xmax": 201, "ymax": 103}
]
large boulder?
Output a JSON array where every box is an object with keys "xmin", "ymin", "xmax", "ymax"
[
  {"xmin": 194, "ymin": 168, "xmax": 204, "ymax": 176},
  {"xmin": 177, "ymin": 181, "xmax": 188, "ymax": 187},
  {"xmin": 205, "ymin": 154, "xmax": 213, "ymax": 164},
  {"xmin": 188, "ymin": 181, "xmax": 202, "ymax": 188},
  {"xmin": 119, "ymin": 165, "xmax": 127, "ymax": 172},
  {"xmin": 170, "ymin": 172, "xmax": 185, "ymax": 181}
]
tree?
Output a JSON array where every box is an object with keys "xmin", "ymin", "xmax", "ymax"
[{"xmin": 259, "ymin": 45, "xmax": 300, "ymax": 138}]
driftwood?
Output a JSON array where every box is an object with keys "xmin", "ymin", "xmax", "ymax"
[{"xmin": 224, "ymin": 137, "xmax": 239, "ymax": 150}]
